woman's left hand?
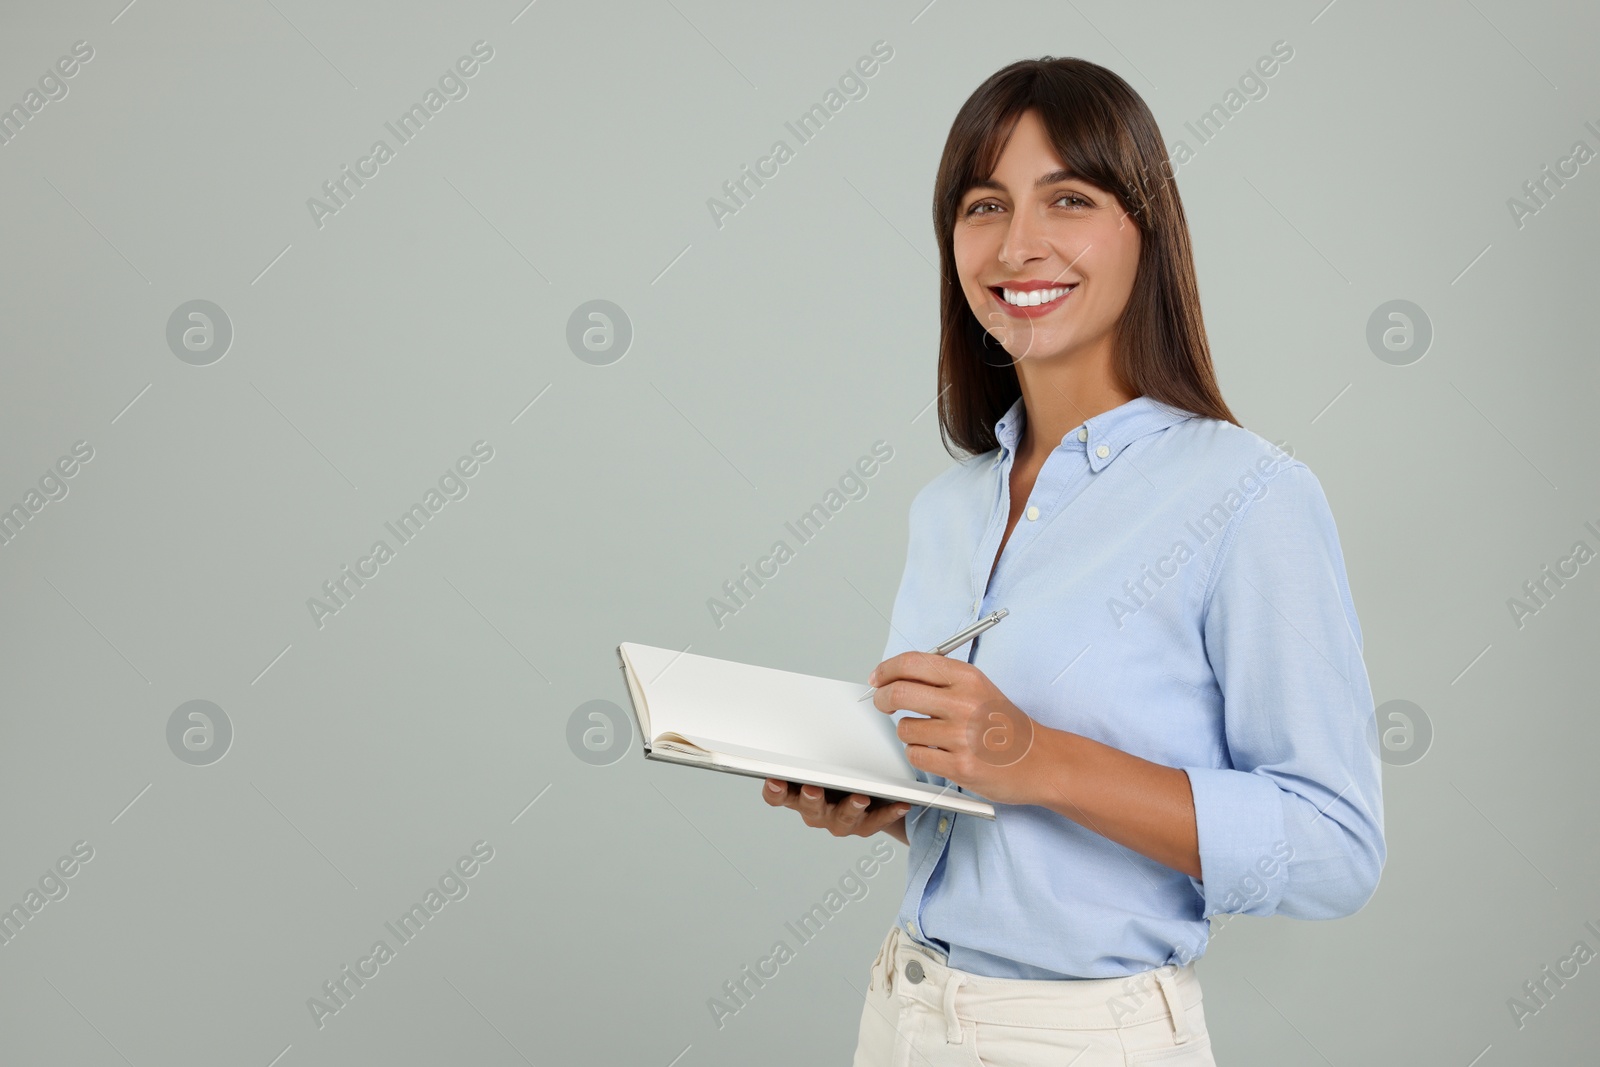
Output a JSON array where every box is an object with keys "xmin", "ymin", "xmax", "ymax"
[{"xmin": 868, "ymin": 652, "xmax": 1049, "ymax": 806}]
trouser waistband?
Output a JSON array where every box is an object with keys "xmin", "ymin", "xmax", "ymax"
[{"xmin": 871, "ymin": 925, "xmax": 1203, "ymax": 1043}]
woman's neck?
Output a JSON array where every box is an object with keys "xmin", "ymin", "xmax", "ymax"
[{"xmin": 1013, "ymin": 356, "xmax": 1136, "ymax": 465}]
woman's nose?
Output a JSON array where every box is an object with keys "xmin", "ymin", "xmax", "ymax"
[{"xmin": 997, "ymin": 209, "xmax": 1051, "ymax": 271}]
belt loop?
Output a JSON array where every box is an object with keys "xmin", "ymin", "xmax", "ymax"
[
  {"xmin": 871, "ymin": 928, "xmax": 891, "ymax": 976},
  {"xmin": 868, "ymin": 933, "xmax": 886, "ymax": 993},
  {"xmin": 1153, "ymin": 966, "xmax": 1191, "ymax": 1044},
  {"xmin": 942, "ymin": 972, "xmax": 966, "ymax": 1043},
  {"xmin": 882, "ymin": 927, "xmax": 900, "ymax": 995}
]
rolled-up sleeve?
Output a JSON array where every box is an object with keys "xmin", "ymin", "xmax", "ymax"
[{"xmin": 1183, "ymin": 462, "xmax": 1386, "ymax": 921}]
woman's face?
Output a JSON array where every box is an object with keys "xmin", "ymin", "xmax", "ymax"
[{"xmin": 953, "ymin": 108, "xmax": 1141, "ymax": 365}]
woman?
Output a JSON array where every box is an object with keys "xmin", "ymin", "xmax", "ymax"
[{"xmin": 762, "ymin": 56, "xmax": 1385, "ymax": 1065}]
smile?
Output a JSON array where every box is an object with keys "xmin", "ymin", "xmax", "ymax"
[{"xmin": 989, "ymin": 284, "xmax": 1076, "ymax": 318}]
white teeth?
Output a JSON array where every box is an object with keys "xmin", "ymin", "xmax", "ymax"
[{"xmin": 1002, "ymin": 285, "xmax": 1073, "ymax": 306}]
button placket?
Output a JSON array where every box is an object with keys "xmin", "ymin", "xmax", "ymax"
[
  {"xmin": 993, "ymin": 446, "xmax": 1079, "ymax": 579},
  {"xmin": 990, "ymin": 448, "xmax": 1093, "ymax": 585},
  {"xmin": 973, "ymin": 446, "xmax": 1011, "ymax": 612}
]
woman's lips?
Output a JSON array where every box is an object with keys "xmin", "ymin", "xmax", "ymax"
[{"xmin": 990, "ymin": 284, "xmax": 1076, "ymax": 318}]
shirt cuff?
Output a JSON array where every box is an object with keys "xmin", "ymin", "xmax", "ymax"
[{"xmin": 1182, "ymin": 766, "xmax": 1290, "ymax": 918}]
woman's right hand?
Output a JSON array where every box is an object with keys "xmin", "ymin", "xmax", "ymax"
[{"xmin": 762, "ymin": 779, "xmax": 910, "ymax": 843}]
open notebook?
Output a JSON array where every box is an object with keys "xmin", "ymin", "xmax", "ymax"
[{"xmin": 616, "ymin": 642, "xmax": 995, "ymax": 819}]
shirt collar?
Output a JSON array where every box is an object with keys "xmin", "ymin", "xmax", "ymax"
[{"xmin": 991, "ymin": 393, "xmax": 1194, "ymax": 472}]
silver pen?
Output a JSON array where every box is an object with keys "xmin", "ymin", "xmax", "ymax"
[{"xmin": 857, "ymin": 608, "xmax": 1009, "ymax": 701}]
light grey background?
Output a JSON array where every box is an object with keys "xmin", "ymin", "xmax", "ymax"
[{"xmin": 2, "ymin": 0, "xmax": 1596, "ymax": 1064}]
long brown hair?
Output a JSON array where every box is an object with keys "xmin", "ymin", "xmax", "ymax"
[{"xmin": 933, "ymin": 57, "xmax": 1238, "ymax": 458}]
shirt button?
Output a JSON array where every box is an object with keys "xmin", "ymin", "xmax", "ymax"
[
  {"xmin": 1025, "ymin": 505, "xmax": 1039, "ymax": 521},
  {"xmin": 1095, "ymin": 445, "xmax": 1110, "ymax": 458},
  {"xmin": 905, "ymin": 919, "xmax": 919, "ymax": 938},
  {"xmin": 937, "ymin": 816, "xmax": 949, "ymax": 834},
  {"xmin": 1077, "ymin": 427, "xmax": 1088, "ymax": 442},
  {"xmin": 972, "ymin": 597, "xmax": 981, "ymax": 614}
]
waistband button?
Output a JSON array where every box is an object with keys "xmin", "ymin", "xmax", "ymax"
[{"xmin": 904, "ymin": 959, "xmax": 925, "ymax": 984}]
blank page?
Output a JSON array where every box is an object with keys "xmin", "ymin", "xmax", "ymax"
[{"xmin": 620, "ymin": 643, "xmax": 921, "ymax": 785}]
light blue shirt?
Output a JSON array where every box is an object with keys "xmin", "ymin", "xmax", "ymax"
[{"xmin": 884, "ymin": 393, "xmax": 1386, "ymax": 979}]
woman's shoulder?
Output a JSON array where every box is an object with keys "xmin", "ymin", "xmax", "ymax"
[
  {"xmin": 909, "ymin": 448, "xmax": 997, "ymax": 513},
  {"xmin": 1167, "ymin": 416, "xmax": 1355, "ymax": 552},
  {"xmin": 949, "ymin": 445, "xmax": 1004, "ymax": 479},
  {"xmin": 1165, "ymin": 411, "xmax": 1306, "ymax": 484}
]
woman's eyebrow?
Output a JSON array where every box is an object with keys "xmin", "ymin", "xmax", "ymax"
[{"xmin": 967, "ymin": 168, "xmax": 1079, "ymax": 194}]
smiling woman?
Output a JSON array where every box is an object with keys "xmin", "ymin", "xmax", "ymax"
[{"xmin": 761, "ymin": 55, "xmax": 1385, "ymax": 1067}]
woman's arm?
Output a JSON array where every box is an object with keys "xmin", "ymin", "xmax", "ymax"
[
  {"xmin": 1020, "ymin": 728, "xmax": 1200, "ymax": 879},
  {"xmin": 874, "ymin": 660, "xmax": 1200, "ymax": 877},
  {"xmin": 1177, "ymin": 463, "xmax": 1385, "ymax": 920}
]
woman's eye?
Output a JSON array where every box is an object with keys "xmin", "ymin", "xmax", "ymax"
[{"xmin": 964, "ymin": 194, "xmax": 1088, "ymax": 216}]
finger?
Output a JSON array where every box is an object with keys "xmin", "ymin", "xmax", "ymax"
[
  {"xmin": 778, "ymin": 782, "xmax": 810, "ymax": 813},
  {"xmin": 796, "ymin": 783, "xmax": 829, "ymax": 825},
  {"xmin": 762, "ymin": 778, "xmax": 789, "ymax": 806},
  {"xmin": 835, "ymin": 793, "xmax": 873, "ymax": 832},
  {"xmin": 873, "ymin": 678, "xmax": 963, "ymax": 719},
  {"xmin": 861, "ymin": 802, "xmax": 914, "ymax": 835},
  {"xmin": 870, "ymin": 651, "xmax": 969, "ymax": 692},
  {"xmin": 905, "ymin": 743, "xmax": 956, "ymax": 780},
  {"xmin": 895, "ymin": 714, "xmax": 958, "ymax": 749},
  {"xmin": 770, "ymin": 781, "xmax": 804, "ymax": 811}
]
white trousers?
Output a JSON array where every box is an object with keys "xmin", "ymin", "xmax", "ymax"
[{"xmin": 852, "ymin": 925, "xmax": 1217, "ymax": 1066}]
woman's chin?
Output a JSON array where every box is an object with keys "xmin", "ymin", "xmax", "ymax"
[{"xmin": 996, "ymin": 333, "xmax": 1076, "ymax": 362}]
